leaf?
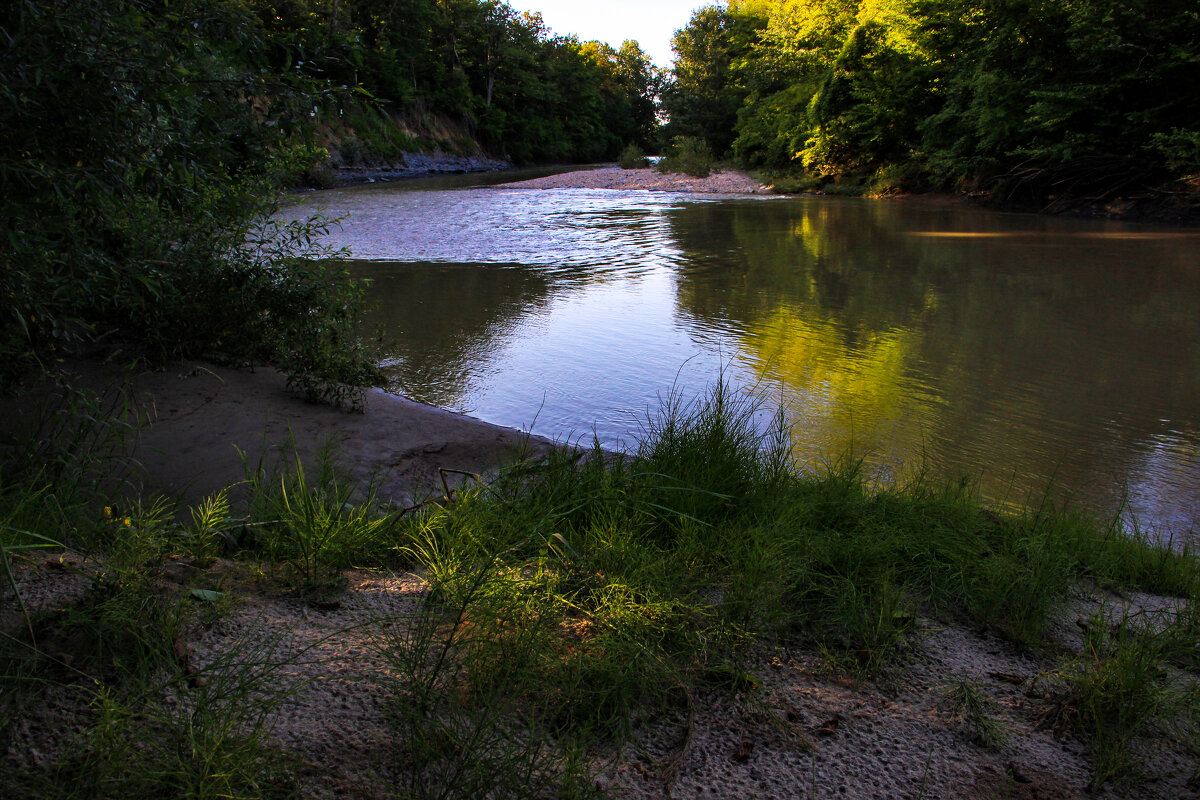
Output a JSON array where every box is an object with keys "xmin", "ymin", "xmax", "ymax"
[{"xmin": 190, "ymin": 588, "xmax": 225, "ymax": 603}]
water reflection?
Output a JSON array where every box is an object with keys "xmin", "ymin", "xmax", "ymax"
[
  {"xmin": 667, "ymin": 198, "xmax": 1200, "ymax": 532},
  {"xmin": 285, "ymin": 181, "xmax": 1200, "ymax": 541},
  {"xmin": 357, "ymin": 261, "xmax": 557, "ymax": 408}
]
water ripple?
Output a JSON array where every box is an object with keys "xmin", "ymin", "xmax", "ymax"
[{"xmin": 279, "ymin": 187, "xmax": 689, "ymax": 276}]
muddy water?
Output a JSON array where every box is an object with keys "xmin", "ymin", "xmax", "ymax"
[{"xmin": 281, "ymin": 179, "xmax": 1200, "ymax": 541}]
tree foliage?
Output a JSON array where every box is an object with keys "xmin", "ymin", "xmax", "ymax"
[
  {"xmin": 255, "ymin": 0, "xmax": 660, "ymax": 163},
  {"xmin": 661, "ymin": 5, "xmax": 763, "ymax": 154},
  {"xmin": 0, "ymin": 0, "xmax": 367, "ymax": 392},
  {"xmin": 665, "ymin": 0, "xmax": 1200, "ymax": 203}
]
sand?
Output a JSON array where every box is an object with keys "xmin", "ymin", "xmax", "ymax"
[
  {"xmin": 495, "ymin": 166, "xmax": 770, "ymax": 194},
  {"xmin": 1, "ymin": 360, "xmax": 550, "ymax": 509}
]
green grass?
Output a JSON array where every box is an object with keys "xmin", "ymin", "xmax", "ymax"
[
  {"xmin": 1040, "ymin": 609, "xmax": 1200, "ymax": 788},
  {"xmin": 380, "ymin": 379, "xmax": 1199, "ymax": 786},
  {"xmin": 239, "ymin": 444, "xmax": 399, "ymax": 591},
  {"xmin": 369, "ymin": 538, "xmax": 604, "ymax": 800},
  {"xmin": 2, "ymin": 377, "xmax": 1198, "ymax": 794},
  {"xmin": 940, "ymin": 676, "xmax": 1010, "ymax": 748}
]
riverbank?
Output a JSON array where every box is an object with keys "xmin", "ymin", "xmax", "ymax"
[
  {"xmin": 495, "ymin": 166, "xmax": 770, "ymax": 193},
  {"xmin": 2, "ymin": 361, "xmax": 1197, "ymax": 799},
  {"xmin": 0, "ymin": 360, "xmax": 549, "ymax": 508},
  {"xmin": 305, "ymin": 150, "xmax": 513, "ymax": 189}
]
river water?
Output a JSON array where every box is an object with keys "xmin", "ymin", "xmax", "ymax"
[{"xmin": 281, "ymin": 171, "xmax": 1200, "ymax": 542}]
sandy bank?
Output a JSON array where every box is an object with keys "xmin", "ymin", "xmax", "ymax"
[
  {"xmin": 2, "ymin": 361, "xmax": 549, "ymax": 508},
  {"xmin": 495, "ymin": 166, "xmax": 770, "ymax": 194},
  {"xmin": 4, "ymin": 361, "xmax": 1198, "ymax": 800}
]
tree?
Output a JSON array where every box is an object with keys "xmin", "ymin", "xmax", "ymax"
[
  {"xmin": 0, "ymin": 0, "xmax": 373, "ymax": 393},
  {"xmin": 661, "ymin": 5, "xmax": 761, "ymax": 155},
  {"xmin": 670, "ymin": 0, "xmax": 1200, "ymax": 201},
  {"xmin": 615, "ymin": 40, "xmax": 661, "ymax": 148}
]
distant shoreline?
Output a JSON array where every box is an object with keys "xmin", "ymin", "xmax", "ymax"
[{"xmin": 494, "ymin": 166, "xmax": 770, "ymax": 194}]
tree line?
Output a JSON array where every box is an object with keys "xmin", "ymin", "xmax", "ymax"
[
  {"xmin": 264, "ymin": 0, "xmax": 658, "ymax": 164},
  {"xmin": 661, "ymin": 0, "xmax": 1200, "ymax": 206}
]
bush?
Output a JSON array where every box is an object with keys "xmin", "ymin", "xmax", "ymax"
[
  {"xmin": 657, "ymin": 136, "xmax": 715, "ymax": 178},
  {"xmin": 0, "ymin": 0, "xmax": 377, "ymax": 402},
  {"xmin": 617, "ymin": 144, "xmax": 650, "ymax": 169}
]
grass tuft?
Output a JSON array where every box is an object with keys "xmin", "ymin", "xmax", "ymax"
[
  {"xmin": 240, "ymin": 442, "xmax": 399, "ymax": 591},
  {"xmin": 940, "ymin": 676, "xmax": 1009, "ymax": 748},
  {"xmin": 1045, "ymin": 612, "xmax": 1200, "ymax": 787}
]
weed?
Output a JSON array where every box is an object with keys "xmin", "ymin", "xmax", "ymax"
[
  {"xmin": 241, "ymin": 444, "xmax": 397, "ymax": 590},
  {"xmin": 941, "ymin": 677, "xmax": 1009, "ymax": 748},
  {"xmin": 182, "ymin": 490, "xmax": 234, "ymax": 566},
  {"xmin": 32, "ymin": 625, "xmax": 304, "ymax": 800},
  {"xmin": 657, "ymin": 136, "xmax": 715, "ymax": 178},
  {"xmin": 1046, "ymin": 613, "xmax": 1198, "ymax": 787},
  {"xmin": 1, "ymin": 381, "xmax": 139, "ymax": 540},
  {"xmin": 634, "ymin": 378, "xmax": 791, "ymax": 533},
  {"xmin": 373, "ymin": 535, "xmax": 603, "ymax": 799},
  {"xmin": 1, "ymin": 484, "xmax": 63, "ymax": 641},
  {"xmin": 32, "ymin": 565, "xmax": 187, "ymax": 685}
]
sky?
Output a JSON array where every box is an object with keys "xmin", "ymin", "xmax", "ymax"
[{"xmin": 505, "ymin": 1, "xmax": 715, "ymax": 68}]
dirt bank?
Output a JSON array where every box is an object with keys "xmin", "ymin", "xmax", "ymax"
[{"xmin": 331, "ymin": 151, "xmax": 512, "ymax": 186}]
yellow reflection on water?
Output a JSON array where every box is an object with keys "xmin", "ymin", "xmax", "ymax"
[
  {"xmin": 908, "ymin": 231, "xmax": 1200, "ymax": 241},
  {"xmin": 743, "ymin": 304, "xmax": 943, "ymax": 473}
]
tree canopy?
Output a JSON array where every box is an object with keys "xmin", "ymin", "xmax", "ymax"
[
  {"xmin": 253, "ymin": 0, "xmax": 660, "ymax": 163},
  {"xmin": 663, "ymin": 0, "xmax": 1200, "ymax": 204}
]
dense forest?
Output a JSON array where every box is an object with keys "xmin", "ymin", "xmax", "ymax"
[
  {"xmin": 278, "ymin": 0, "xmax": 660, "ymax": 166},
  {"xmin": 0, "ymin": 0, "xmax": 657, "ymax": 389},
  {"xmin": 662, "ymin": 0, "xmax": 1200, "ymax": 207}
]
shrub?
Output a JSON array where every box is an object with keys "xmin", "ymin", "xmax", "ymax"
[
  {"xmin": 657, "ymin": 136, "xmax": 715, "ymax": 178},
  {"xmin": 0, "ymin": 0, "xmax": 377, "ymax": 402},
  {"xmin": 617, "ymin": 144, "xmax": 650, "ymax": 169}
]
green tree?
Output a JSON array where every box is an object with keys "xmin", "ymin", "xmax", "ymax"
[
  {"xmin": 0, "ymin": 0, "xmax": 373, "ymax": 395},
  {"xmin": 661, "ymin": 5, "xmax": 762, "ymax": 155},
  {"xmin": 669, "ymin": 0, "xmax": 1200, "ymax": 203},
  {"xmin": 915, "ymin": 0, "xmax": 1200, "ymax": 197},
  {"xmin": 729, "ymin": 0, "xmax": 859, "ymax": 167},
  {"xmin": 803, "ymin": 5, "xmax": 935, "ymax": 175},
  {"xmin": 614, "ymin": 40, "xmax": 661, "ymax": 149}
]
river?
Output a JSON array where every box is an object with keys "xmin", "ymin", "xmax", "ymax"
[{"xmin": 281, "ymin": 170, "xmax": 1200, "ymax": 544}]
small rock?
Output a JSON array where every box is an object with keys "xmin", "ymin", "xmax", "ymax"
[
  {"xmin": 1007, "ymin": 763, "xmax": 1032, "ymax": 784},
  {"xmin": 814, "ymin": 714, "xmax": 842, "ymax": 736}
]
